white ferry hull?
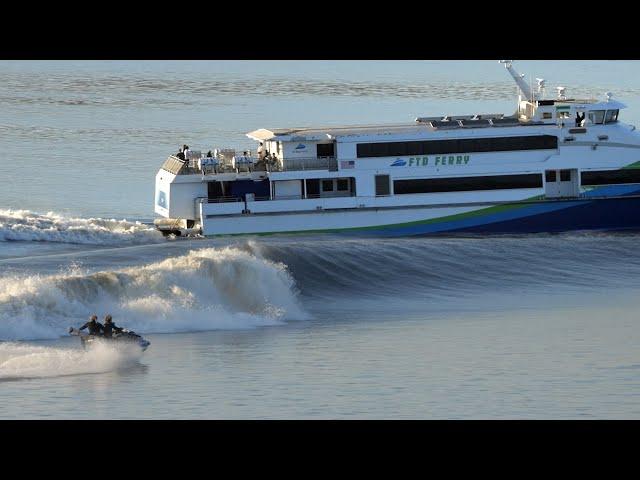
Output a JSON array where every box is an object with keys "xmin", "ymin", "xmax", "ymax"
[{"xmin": 200, "ymin": 184, "xmax": 640, "ymax": 237}]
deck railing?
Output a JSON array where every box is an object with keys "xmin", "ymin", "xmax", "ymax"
[
  {"xmin": 280, "ymin": 157, "xmax": 338, "ymax": 172},
  {"xmin": 163, "ymin": 155, "xmax": 338, "ymax": 175}
]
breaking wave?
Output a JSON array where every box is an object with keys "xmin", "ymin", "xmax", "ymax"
[
  {"xmin": 0, "ymin": 209, "xmax": 163, "ymax": 245},
  {"xmin": 0, "ymin": 247, "xmax": 307, "ymax": 341}
]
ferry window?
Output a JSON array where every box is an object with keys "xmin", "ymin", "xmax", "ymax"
[
  {"xmin": 207, "ymin": 181, "xmax": 224, "ymax": 199},
  {"xmin": 337, "ymin": 179, "xmax": 349, "ymax": 191},
  {"xmin": 581, "ymin": 169, "xmax": 640, "ymax": 186},
  {"xmin": 393, "ymin": 174, "xmax": 543, "ymax": 195},
  {"xmin": 322, "ymin": 180, "xmax": 334, "ymax": 192},
  {"xmin": 306, "ymin": 179, "xmax": 320, "ymax": 196},
  {"xmin": 375, "ymin": 175, "xmax": 390, "ymax": 196},
  {"xmin": 542, "ymin": 112, "xmax": 553, "ymax": 119},
  {"xmin": 545, "ymin": 171, "xmax": 557, "ymax": 182},
  {"xmin": 604, "ymin": 110, "xmax": 619, "ymax": 124},
  {"xmin": 558, "ymin": 111, "xmax": 571, "ymax": 119},
  {"xmin": 588, "ymin": 110, "xmax": 605, "ymax": 124},
  {"xmin": 317, "ymin": 143, "xmax": 335, "ymax": 157},
  {"xmin": 560, "ymin": 170, "xmax": 571, "ymax": 182},
  {"xmin": 356, "ymin": 135, "xmax": 558, "ymax": 158}
]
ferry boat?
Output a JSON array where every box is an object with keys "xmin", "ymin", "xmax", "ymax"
[{"xmin": 154, "ymin": 61, "xmax": 640, "ymax": 237}]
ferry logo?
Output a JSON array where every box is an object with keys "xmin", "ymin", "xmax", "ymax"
[
  {"xmin": 295, "ymin": 143, "xmax": 306, "ymax": 150},
  {"xmin": 157, "ymin": 191, "xmax": 167, "ymax": 208},
  {"xmin": 391, "ymin": 159, "xmax": 407, "ymax": 167}
]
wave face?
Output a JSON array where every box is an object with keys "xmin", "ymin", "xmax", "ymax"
[
  {"xmin": 0, "ymin": 247, "xmax": 306, "ymax": 341},
  {"xmin": 0, "ymin": 209, "xmax": 163, "ymax": 245},
  {"xmin": 243, "ymin": 235, "xmax": 640, "ymax": 305}
]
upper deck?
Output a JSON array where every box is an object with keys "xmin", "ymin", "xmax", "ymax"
[{"xmin": 161, "ymin": 61, "xmax": 628, "ymax": 180}]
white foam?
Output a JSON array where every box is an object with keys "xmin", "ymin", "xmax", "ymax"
[
  {"xmin": 0, "ymin": 247, "xmax": 308, "ymax": 341},
  {"xmin": 0, "ymin": 342, "xmax": 141, "ymax": 379},
  {"xmin": 0, "ymin": 209, "xmax": 163, "ymax": 245}
]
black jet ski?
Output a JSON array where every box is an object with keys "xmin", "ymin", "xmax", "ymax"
[{"xmin": 69, "ymin": 327, "xmax": 151, "ymax": 351}]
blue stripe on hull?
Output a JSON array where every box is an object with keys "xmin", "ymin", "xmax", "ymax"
[
  {"xmin": 456, "ymin": 196, "xmax": 640, "ymax": 234},
  {"xmin": 340, "ymin": 194, "xmax": 640, "ymax": 237}
]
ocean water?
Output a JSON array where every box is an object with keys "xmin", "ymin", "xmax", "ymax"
[{"xmin": 1, "ymin": 60, "xmax": 639, "ymax": 419}]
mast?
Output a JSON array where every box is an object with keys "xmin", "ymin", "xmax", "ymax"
[{"xmin": 499, "ymin": 60, "xmax": 533, "ymax": 101}]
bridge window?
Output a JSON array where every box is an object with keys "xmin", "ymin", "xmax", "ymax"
[
  {"xmin": 588, "ymin": 110, "xmax": 605, "ymax": 125},
  {"xmin": 604, "ymin": 109, "xmax": 619, "ymax": 124}
]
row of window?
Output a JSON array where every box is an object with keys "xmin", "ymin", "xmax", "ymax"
[
  {"xmin": 391, "ymin": 174, "xmax": 543, "ymax": 195},
  {"xmin": 373, "ymin": 169, "xmax": 640, "ymax": 196},
  {"xmin": 357, "ymin": 135, "xmax": 558, "ymax": 158},
  {"xmin": 581, "ymin": 169, "xmax": 640, "ymax": 186},
  {"xmin": 306, "ymin": 178, "xmax": 353, "ymax": 196}
]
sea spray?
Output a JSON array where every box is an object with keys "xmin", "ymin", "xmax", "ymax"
[
  {"xmin": 0, "ymin": 247, "xmax": 307, "ymax": 341},
  {"xmin": 0, "ymin": 209, "xmax": 163, "ymax": 245},
  {"xmin": 0, "ymin": 342, "xmax": 142, "ymax": 380}
]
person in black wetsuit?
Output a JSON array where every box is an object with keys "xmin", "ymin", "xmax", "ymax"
[
  {"xmin": 78, "ymin": 315, "xmax": 104, "ymax": 336},
  {"xmin": 102, "ymin": 314, "xmax": 123, "ymax": 339}
]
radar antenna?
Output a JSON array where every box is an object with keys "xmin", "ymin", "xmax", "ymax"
[{"xmin": 499, "ymin": 60, "xmax": 534, "ymax": 101}]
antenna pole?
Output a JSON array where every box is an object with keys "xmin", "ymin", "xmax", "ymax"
[{"xmin": 499, "ymin": 60, "xmax": 534, "ymax": 102}]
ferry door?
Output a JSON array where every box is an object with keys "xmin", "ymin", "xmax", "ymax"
[{"xmin": 545, "ymin": 169, "xmax": 579, "ymax": 198}]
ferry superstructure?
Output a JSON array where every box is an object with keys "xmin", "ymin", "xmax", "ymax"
[{"xmin": 154, "ymin": 61, "xmax": 640, "ymax": 237}]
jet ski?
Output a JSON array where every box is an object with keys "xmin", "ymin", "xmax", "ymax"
[{"xmin": 68, "ymin": 327, "xmax": 151, "ymax": 351}]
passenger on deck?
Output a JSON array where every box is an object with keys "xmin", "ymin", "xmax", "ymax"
[
  {"xmin": 206, "ymin": 150, "xmax": 213, "ymax": 158},
  {"xmin": 102, "ymin": 314, "xmax": 124, "ymax": 339},
  {"xmin": 576, "ymin": 112, "xmax": 585, "ymax": 127},
  {"xmin": 176, "ymin": 148, "xmax": 185, "ymax": 161},
  {"xmin": 257, "ymin": 142, "xmax": 265, "ymax": 160},
  {"xmin": 78, "ymin": 315, "xmax": 104, "ymax": 336},
  {"xmin": 183, "ymin": 145, "xmax": 190, "ymax": 159}
]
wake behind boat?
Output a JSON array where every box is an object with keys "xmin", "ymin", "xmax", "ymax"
[{"xmin": 69, "ymin": 327, "xmax": 151, "ymax": 352}]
